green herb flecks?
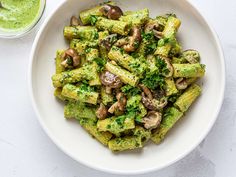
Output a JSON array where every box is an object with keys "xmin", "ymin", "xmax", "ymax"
[
  {"xmin": 156, "ymin": 56, "xmax": 169, "ymax": 76},
  {"xmin": 121, "ymin": 85, "xmax": 141, "ymax": 97},
  {"xmin": 90, "ymin": 15, "xmax": 98, "ymax": 26},
  {"xmin": 94, "ymin": 57, "xmax": 106, "ymax": 72}
]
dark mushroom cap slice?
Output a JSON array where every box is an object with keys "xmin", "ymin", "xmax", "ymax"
[
  {"xmin": 100, "ymin": 71, "xmax": 123, "ymax": 88},
  {"xmin": 101, "ymin": 4, "xmax": 123, "ymax": 20},
  {"xmin": 61, "ymin": 48, "xmax": 80, "ymax": 68},
  {"xmin": 96, "ymin": 103, "xmax": 108, "ymax": 119},
  {"xmin": 143, "ymin": 111, "xmax": 162, "ymax": 130}
]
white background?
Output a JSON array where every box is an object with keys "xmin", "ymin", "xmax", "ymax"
[{"xmin": 0, "ymin": 0, "xmax": 236, "ymax": 176}]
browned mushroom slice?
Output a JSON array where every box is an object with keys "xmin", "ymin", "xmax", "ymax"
[
  {"xmin": 101, "ymin": 4, "xmax": 123, "ymax": 20},
  {"xmin": 105, "ymin": 86, "xmax": 112, "ymax": 94},
  {"xmin": 108, "ymin": 92, "xmax": 127, "ymax": 114},
  {"xmin": 153, "ymin": 29, "xmax": 163, "ymax": 39},
  {"xmin": 152, "ymin": 97, "xmax": 168, "ymax": 110},
  {"xmin": 145, "ymin": 21, "xmax": 163, "ymax": 39},
  {"xmin": 142, "ymin": 92, "xmax": 168, "ymax": 111},
  {"xmin": 116, "ymin": 92, "xmax": 127, "ymax": 111},
  {"xmin": 96, "ymin": 103, "xmax": 108, "ymax": 119},
  {"xmin": 175, "ymin": 78, "xmax": 188, "ymax": 90},
  {"xmin": 139, "ymin": 84, "xmax": 153, "ymax": 100},
  {"xmin": 159, "ymin": 56, "xmax": 174, "ymax": 77},
  {"xmin": 145, "ymin": 21, "xmax": 159, "ymax": 33},
  {"xmin": 115, "ymin": 26, "xmax": 141, "ymax": 52},
  {"xmin": 72, "ymin": 55, "xmax": 80, "ymax": 67},
  {"xmin": 65, "ymin": 48, "xmax": 78, "ymax": 57},
  {"xmin": 61, "ymin": 48, "xmax": 81, "ymax": 68},
  {"xmin": 70, "ymin": 16, "xmax": 80, "ymax": 26},
  {"xmin": 142, "ymin": 92, "xmax": 156, "ymax": 110},
  {"xmin": 152, "ymin": 89, "xmax": 166, "ymax": 100},
  {"xmin": 123, "ymin": 26, "xmax": 141, "ymax": 52},
  {"xmin": 100, "ymin": 34, "xmax": 118, "ymax": 51},
  {"xmin": 143, "ymin": 111, "xmax": 162, "ymax": 130},
  {"xmin": 100, "ymin": 71, "xmax": 123, "ymax": 88}
]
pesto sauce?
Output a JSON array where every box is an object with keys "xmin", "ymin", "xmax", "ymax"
[{"xmin": 0, "ymin": 0, "xmax": 40, "ymax": 31}]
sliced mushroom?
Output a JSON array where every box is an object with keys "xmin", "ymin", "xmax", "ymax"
[
  {"xmin": 175, "ymin": 78, "xmax": 188, "ymax": 90},
  {"xmin": 100, "ymin": 71, "xmax": 123, "ymax": 88},
  {"xmin": 145, "ymin": 21, "xmax": 159, "ymax": 33},
  {"xmin": 141, "ymin": 92, "xmax": 156, "ymax": 110},
  {"xmin": 61, "ymin": 48, "xmax": 81, "ymax": 68},
  {"xmin": 152, "ymin": 89, "xmax": 166, "ymax": 100},
  {"xmin": 182, "ymin": 49, "xmax": 200, "ymax": 64},
  {"xmin": 96, "ymin": 103, "xmax": 108, "ymax": 119},
  {"xmin": 100, "ymin": 34, "xmax": 118, "ymax": 51},
  {"xmin": 153, "ymin": 30, "xmax": 163, "ymax": 39},
  {"xmin": 105, "ymin": 86, "xmax": 112, "ymax": 94},
  {"xmin": 145, "ymin": 21, "xmax": 163, "ymax": 39},
  {"xmin": 108, "ymin": 92, "xmax": 127, "ymax": 114},
  {"xmin": 159, "ymin": 56, "xmax": 174, "ymax": 77},
  {"xmin": 70, "ymin": 16, "xmax": 80, "ymax": 26},
  {"xmin": 100, "ymin": 4, "xmax": 123, "ymax": 20},
  {"xmin": 116, "ymin": 92, "xmax": 127, "ymax": 111},
  {"xmin": 115, "ymin": 26, "xmax": 142, "ymax": 52},
  {"xmin": 139, "ymin": 84, "xmax": 153, "ymax": 100},
  {"xmin": 141, "ymin": 93, "xmax": 167, "ymax": 111},
  {"xmin": 65, "ymin": 48, "xmax": 77, "ymax": 57},
  {"xmin": 143, "ymin": 111, "xmax": 162, "ymax": 130},
  {"xmin": 152, "ymin": 97, "xmax": 168, "ymax": 109}
]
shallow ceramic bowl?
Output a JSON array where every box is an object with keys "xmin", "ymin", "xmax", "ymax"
[{"xmin": 29, "ymin": 0, "xmax": 225, "ymax": 174}]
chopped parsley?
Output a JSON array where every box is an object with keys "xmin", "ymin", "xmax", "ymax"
[
  {"xmin": 93, "ymin": 57, "xmax": 106, "ymax": 72},
  {"xmin": 141, "ymin": 70, "xmax": 165, "ymax": 90},
  {"xmin": 141, "ymin": 31, "xmax": 154, "ymax": 41},
  {"xmin": 126, "ymin": 96, "xmax": 143, "ymax": 123},
  {"xmin": 121, "ymin": 85, "xmax": 141, "ymax": 97},
  {"xmin": 115, "ymin": 115, "xmax": 127, "ymax": 126},
  {"xmin": 141, "ymin": 31, "xmax": 157, "ymax": 55},
  {"xmin": 90, "ymin": 15, "xmax": 98, "ymax": 26},
  {"xmin": 141, "ymin": 55, "xmax": 169, "ymax": 89},
  {"xmin": 156, "ymin": 56, "xmax": 169, "ymax": 76},
  {"xmin": 85, "ymin": 48, "xmax": 91, "ymax": 53},
  {"xmin": 145, "ymin": 42, "xmax": 157, "ymax": 55},
  {"xmin": 94, "ymin": 31, "xmax": 99, "ymax": 39},
  {"xmin": 78, "ymin": 83, "xmax": 95, "ymax": 93}
]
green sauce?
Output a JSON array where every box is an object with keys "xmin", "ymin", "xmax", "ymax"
[{"xmin": 0, "ymin": 0, "xmax": 41, "ymax": 31}]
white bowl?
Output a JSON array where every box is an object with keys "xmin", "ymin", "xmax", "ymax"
[{"xmin": 29, "ymin": 0, "xmax": 225, "ymax": 174}]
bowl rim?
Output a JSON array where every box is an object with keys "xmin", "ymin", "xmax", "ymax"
[{"xmin": 28, "ymin": 0, "xmax": 225, "ymax": 175}]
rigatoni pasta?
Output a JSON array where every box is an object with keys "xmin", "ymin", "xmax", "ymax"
[{"xmin": 51, "ymin": 2, "xmax": 206, "ymax": 152}]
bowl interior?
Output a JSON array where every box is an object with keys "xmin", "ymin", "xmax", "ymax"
[{"xmin": 30, "ymin": 0, "xmax": 225, "ymax": 174}]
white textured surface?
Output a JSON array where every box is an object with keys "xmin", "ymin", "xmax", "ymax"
[{"xmin": 0, "ymin": 0, "xmax": 235, "ymax": 176}]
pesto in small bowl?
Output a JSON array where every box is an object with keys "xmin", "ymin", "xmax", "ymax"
[{"xmin": 0, "ymin": 0, "xmax": 45, "ymax": 38}]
